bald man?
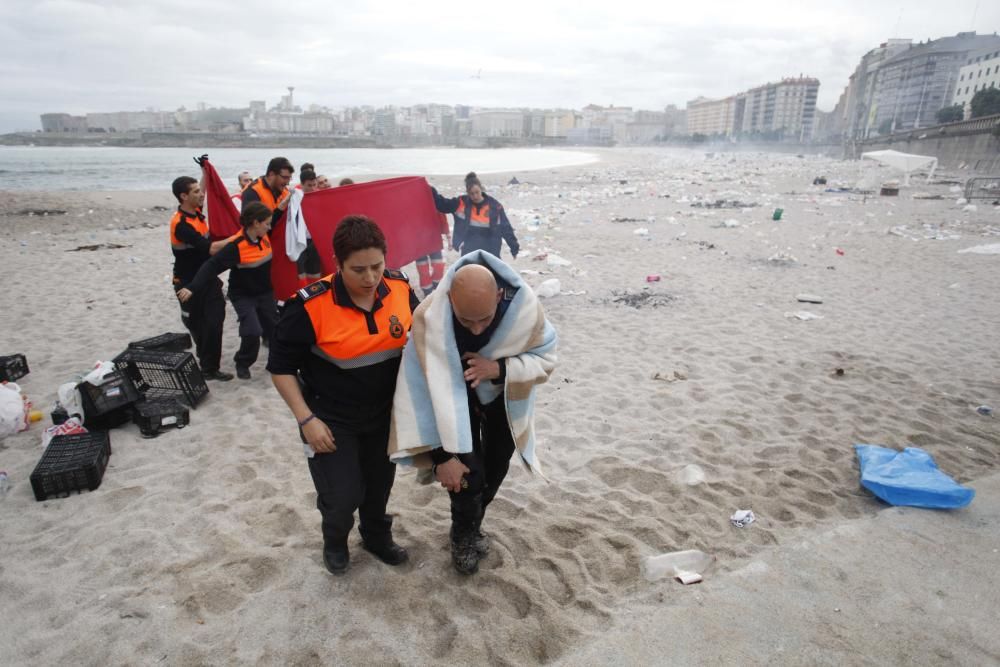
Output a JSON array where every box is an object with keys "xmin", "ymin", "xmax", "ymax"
[{"xmin": 425, "ymin": 263, "xmax": 540, "ymax": 574}]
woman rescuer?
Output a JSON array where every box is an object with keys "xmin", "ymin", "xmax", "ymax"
[{"xmin": 266, "ymin": 215, "xmax": 419, "ymax": 576}]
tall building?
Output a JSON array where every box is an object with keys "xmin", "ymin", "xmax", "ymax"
[
  {"xmin": 952, "ymin": 46, "xmax": 1000, "ymax": 118},
  {"xmin": 869, "ymin": 32, "xmax": 1000, "ymax": 134},
  {"xmin": 685, "ymin": 96, "xmax": 737, "ymax": 136},
  {"xmin": 735, "ymin": 77, "xmax": 819, "ymax": 141},
  {"xmin": 832, "ymin": 39, "xmax": 912, "ymax": 142},
  {"xmin": 40, "ymin": 113, "xmax": 87, "ymax": 132},
  {"xmin": 471, "ymin": 110, "xmax": 524, "ymax": 137}
]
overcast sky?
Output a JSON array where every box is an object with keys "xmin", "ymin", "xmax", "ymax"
[{"xmin": 1, "ymin": 0, "xmax": 997, "ymax": 132}]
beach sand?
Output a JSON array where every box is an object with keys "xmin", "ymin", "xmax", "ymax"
[{"xmin": 1, "ymin": 148, "xmax": 998, "ymax": 665}]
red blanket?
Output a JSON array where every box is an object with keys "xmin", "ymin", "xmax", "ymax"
[
  {"xmin": 201, "ymin": 160, "xmax": 241, "ymax": 240},
  {"xmin": 201, "ymin": 161, "xmax": 443, "ymax": 300},
  {"xmin": 276, "ymin": 177, "xmax": 444, "ymax": 300}
]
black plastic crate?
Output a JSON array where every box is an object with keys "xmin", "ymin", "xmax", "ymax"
[
  {"xmin": 30, "ymin": 431, "xmax": 112, "ymax": 501},
  {"xmin": 0, "ymin": 354, "xmax": 29, "ymax": 382},
  {"xmin": 78, "ymin": 372, "xmax": 141, "ymax": 429},
  {"xmin": 127, "ymin": 332, "xmax": 192, "ymax": 353},
  {"xmin": 113, "ymin": 349, "xmax": 208, "ymax": 407},
  {"xmin": 133, "ymin": 398, "xmax": 190, "ymax": 438}
]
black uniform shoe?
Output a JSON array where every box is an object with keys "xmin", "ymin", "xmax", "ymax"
[
  {"xmin": 203, "ymin": 370, "xmax": 234, "ymax": 382},
  {"xmin": 236, "ymin": 366, "xmax": 251, "ymax": 380},
  {"xmin": 363, "ymin": 540, "xmax": 409, "ymax": 566},
  {"xmin": 323, "ymin": 547, "xmax": 349, "ymax": 576},
  {"xmin": 451, "ymin": 536, "xmax": 481, "ymax": 575}
]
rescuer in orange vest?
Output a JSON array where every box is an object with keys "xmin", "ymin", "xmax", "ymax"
[
  {"xmin": 177, "ymin": 202, "xmax": 278, "ymax": 380},
  {"xmin": 241, "ymin": 156, "xmax": 294, "ymax": 222},
  {"xmin": 432, "ymin": 171, "xmax": 519, "ymax": 260},
  {"xmin": 267, "ymin": 215, "xmax": 419, "ymax": 575},
  {"xmin": 169, "ymin": 175, "xmax": 233, "ymax": 382}
]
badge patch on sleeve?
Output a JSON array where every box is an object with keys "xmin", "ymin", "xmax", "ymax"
[{"xmin": 389, "ymin": 315, "xmax": 404, "ymax": 338}]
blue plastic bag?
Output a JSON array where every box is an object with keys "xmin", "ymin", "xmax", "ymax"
[{"xmin": 854, "ymin": 444, "xmax": 975, "ymax": 509}]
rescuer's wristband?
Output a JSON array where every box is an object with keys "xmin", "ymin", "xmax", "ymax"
[{"xmin": 297, "ymin": 413, "xmax": 317, "ymax": 427}]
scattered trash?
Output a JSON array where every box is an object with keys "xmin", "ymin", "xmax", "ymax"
[
  {"xmin": 41, "ymin": 417, "xmax": 87, "ymax": 448},
  {"xmin": 963, "ymin": 204, "xmax": 978, "ymax": 213},
  {"xmin": 16, "ymin": 209, "xmax": 67, "ymax": 216},
  {"xmin": 833, "ymin": 367, "xmax": 846, "ymax": 377},
  {"xmin": 676, "ymin": 464, "xmax": 704, "ymax": 486},
  {"xmin": 67, "ymin": 243, "xmax": 131, "ymax": 252},
  {"xmin": 796, "ymin": 294, "xmax": 823, "ymax": 304},
  {"xmin": 646, "ymin": 274, "xmax": 661, "ymax": 282},
  {"xmin": 767, "ymin": 251, "xmax": 797, "ymax": 264},
  {"xmin": 976, "ymin": 405, "xmax": 993, "ymax": 416},
  {"xmin": 535, "ymin": 278, "xmax": 561, "ymax": 299},
  {"xmin": 643, "ymin": 549, "xmax": 715, "ymax": 584},
  {"xmin": 691, "ymin": 199, "xmax": 759, "ymax": 209},
  {"xmin": 633, "ymin": 227, "xmax": 649, "ymax": 236},
  {"xmin": 835, "ymin": 247, "xmax": 845, "ymax": 256},
  {"xmin": 912, "ymin": 193, "xmax": 944, "ymax": 200},
  {"xmin": 855, "ymin": 444, "xmax": 975, "ymax": 509},
  {"xmin": 812, "ymin": 177, "xmax": 827, "ymax": 185},
  {"xmin": 719, "ymin": 219, "xmax": 740, "ymax": 228},
  {"xmin": 653, "ymin": 370, "xmax": 687, "ymax": 383},
  {"xmin": 957, "ymin": 244, "xmax": 1000, "ymax": 255},
  {"xmin": 879, "ymin": 182, "xmax": 900, "ymax": 197},
  {"xmin": 545, "ymin": 253, "xmax": 572, "ymax": 267},
  {"xmin": 772, "ymin": 208, "xmax": 784, "ymax": 220},
  {"xmin": 508, "ymin": 176, "xmax": 520, "ymax": 185},
  {"xmin": 730, "ymin": 509, "xmax": 756, "ymax": 528},
  {"xmin": 784, "ymin": 311, "xmax": 823, "ymax": 321}
]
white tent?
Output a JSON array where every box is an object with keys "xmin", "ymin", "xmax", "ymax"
[{"xmin": 860, "ymin": 149, "xmax": 938, "ymax": 186}]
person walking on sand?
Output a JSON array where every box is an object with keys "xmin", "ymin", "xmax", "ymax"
[
  {"xmin": 431, "ymin": 172, "xmax": 519, "ymax": 260},
  {"xmin": 169, "ymin": 175, "xmax": 233, "ymax": 381},
  {"xmin": 389, "ymin": 252, "xmax": 557, "ymax": 575},
  {"xmin": 267, "ymin": 216, "xmax": 419, "ymax": 575},
  {"xmin": 177, "ymin": 202, "xmax": 278, "ymax": 381}
]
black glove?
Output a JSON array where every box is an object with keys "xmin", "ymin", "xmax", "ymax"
[{"xmin": 193, "ymin": 154, "xmax": 209, "ymax": 167}]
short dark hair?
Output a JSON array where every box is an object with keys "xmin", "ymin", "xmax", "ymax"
[
  {"xmin": 333, "ymin": 215, "xmax": 387, "ymax": 267},
  {"xmin": 300, "ymin": 162, "xmax": 315, "ymax": 172},
  {"xmin": 266, "ymin": 157, "xmax": 294, "ymax": 176},
  {"xmin": 240, "ymin": 201, "xmax": 272, "ymax": 228},
  {"xmin": 338, "ymin": 177, "xmax": 355, "ymax": 186},
  {"xmin": 300, "ymin": 169, "xmax": 317, "ymax": 184},
  {"xmin": 172, "ymin": 176, "xmax": 197, "ymax": 202}
]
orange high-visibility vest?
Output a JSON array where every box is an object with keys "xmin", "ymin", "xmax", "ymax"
[
  {"xmin": 248, "ymin": 178, "xmax": 289, "ymax": 211},
  {"xmin": 226, "ymin": 231, "xmax": 273, "ymax": 268},
  {"xmin": 303, "ymin": 274, "xmax": 412, "ymax": 369},
  {"xmin": 169, "ymin": 208, "xmax": 208, "ymax": 249},
  {"xmin": 455, "ymin": 198, "xmax": 491, "ymax": 229}
]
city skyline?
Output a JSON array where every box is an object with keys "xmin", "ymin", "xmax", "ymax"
[{"xmin": 1, "ymin": 0, "xmax": 998, "ymax": 133}]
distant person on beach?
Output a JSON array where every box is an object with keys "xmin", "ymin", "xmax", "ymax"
[
  {"xmin": 295, "ymin": 169, "xmax": 322, "ymax": 281},
  {"xmin": 267, "ymin": 216, "xmax": 418, "ymax": 575},
  {"xmin": 339, "ymin": 177, "xmax": 355, "ymax": 186},
  {"xmin": 316, "ymin": 175, "xmax": 332, "ymax": 190},
  {"xmin": 389, "ymin": 256, "xmax": 556, "ymax": 575},
  {"xmin": 242, "ymin": 157, "xmax": 294, "ymax": 223},
  {"xmin": 432, "ymin": 172, "xmax": 519, "ymax": 260},
  {"xmin": 231, "ymin": 171, "xmax": 253, "ymax": 212},
  {"xmin": 177, "ymin": 202, "xmax": 277, "ymax": 380},
  {"xmin": 169, "ymin": 175, "xmax": 233, "ymax": 381}
]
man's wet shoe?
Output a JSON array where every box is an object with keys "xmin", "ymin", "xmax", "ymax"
[
  {"xmin": 236, "ymin": 367, "xmax": 251, "ymax": 380},
  {"xmin": 323, "ymin": 547, "xmax": 349, "ymax": 575},
  {"xmin": 203, "ymin": 370, "xmax": 234, "ymax": 382},
  {"xmin": 473, "ymin": 530, "xmax": 491, "ymax": 557},
  {"xmin": 451, "ymin": 536, "xmax": 481, "ymax": 575},
  {"xmin": 363, "ymin": 540, "xmax": 409, "ymax": 566}
]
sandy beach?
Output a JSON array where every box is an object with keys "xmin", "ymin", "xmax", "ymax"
[{"xmin": 1, "ymin": 147, "xmax": 998, "ymax": 665}]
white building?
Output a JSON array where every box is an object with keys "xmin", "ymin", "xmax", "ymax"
[
  {"xmin": 471, "ymin": 111, "xmax": 524, "ymax": 137},
  {"xmin": 953, "ymin": 46, "xmax": 1000, "ymax": 118},
  {"xmin": 685, "ymin": 96, "xmax": 737, "ymax": 136}
]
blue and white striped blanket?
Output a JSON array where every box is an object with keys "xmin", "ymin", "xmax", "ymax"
[{"xmin": 388, "ymin": 251, "xmax": 557, "ymax": 474}]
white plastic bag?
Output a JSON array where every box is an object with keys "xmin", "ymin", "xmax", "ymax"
[{"xmin": 0, "ymin": 382, "xmax": 29, "ymax": 438}]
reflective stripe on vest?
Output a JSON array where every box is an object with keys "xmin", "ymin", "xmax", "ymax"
[
  {"xmin": 249, "ymin": 178, "xmax": 289, "ymax": 211},
  {"xmin": 456, "ymin": 198, "xmax": 491, "ymax": 229},
  {"xmin": 170, "ymin": 208, "xmax": 208, "ymax": 249},
  {"xmin": 227, "ymin": 231, "xmax": 273, "ymax": 269},
  {"xmin": 303, "ymin": 276, "xmax": 412, "ymax": 370}
]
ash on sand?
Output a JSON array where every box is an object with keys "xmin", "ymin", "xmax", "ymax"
[{"xmin": 609, "ymin": 289, "xmax": 676, "ymax": 309}]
